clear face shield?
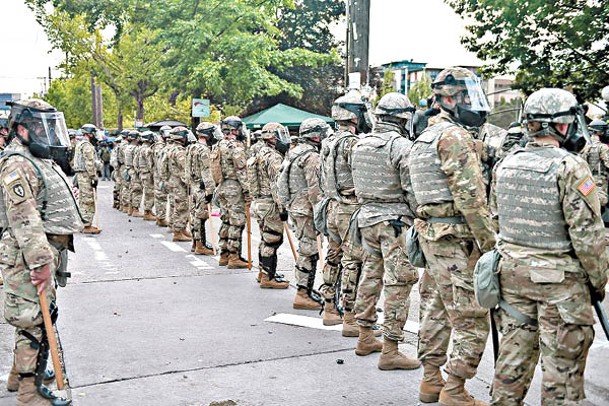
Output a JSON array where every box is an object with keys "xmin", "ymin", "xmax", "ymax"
[
  {"xmin": 452, "ymin": 77, "xmax": 491, "ymax": 128},
  {"xmin": 274, "ymin": 125, "xmax": 291, "ymax": 155},
  {"xmin": 28, "ymin": 111, "xmax": 70, "ymax": 148},
  {"xmin": 564, "ymin": 106, "xmax": 591, "ymax": 152}
]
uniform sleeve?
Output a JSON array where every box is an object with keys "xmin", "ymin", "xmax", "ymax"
[
  {"xmin": 1, "ymin": 158, "xmax": 54, "ymax": 269},
  {"xmin": 600, "ymin": 144, "xmax": 609, "ymax": 172},
  {"xmin": 268, "ymin": 151, "xmax": 284, "ymax": 207},
  {"xmin": 559, "ymin": 157, "xmax": 608, "ymax": 291},
  {"xmin": 84, "ymin": 143, "xmax": 97, "ymax": 178},
  {"xmin": 233, "ymin": 144, "xmax": 250, "ymax": 196},
  {"xmin": 437, "ymin": 127, "xmax": 496, "ymax": 252},
  {"xmin": 488, "ymin": 162, "xmax": 500, "ymax": 233},
  {"xmin": 394, "ymin": 139, "xmax": 418, "ymax": 215},
  {"xmin": 303, "ymin": 153, "xmax": 321, "ymax": 207},
  {"xmin": 177, "ymin": 149, "xmax": 188, "ymax": 184},
  {"xmin": 199, "ymin": 147, "xmax": 215, "ymax": 196}
]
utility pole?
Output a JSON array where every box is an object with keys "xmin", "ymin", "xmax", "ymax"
[
  {"xmin": 90, "ymin": 76, "xmax": 103, "ymax": 128},
  {"xmin": 347, "ymin": 0, "xmax": 370, "ymax": 88}
]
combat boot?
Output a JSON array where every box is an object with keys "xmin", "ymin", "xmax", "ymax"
[
  {"xmin": 172, "ymin": 230, "xmax": 191, "ymax": 242},
  {"xmin": 156, "ymin": 218, "xmax": 168, "ymax": 227},
  {"xmin": 378, "ymin": 338, "xmax": 421, "ymax": 370},
  {"xmin": 439, "ymin": 375, "xmax": 487, "ymax": 406},
  {"xmin": 342, "ymin": 312, "xmax": 359, "ymax": 337},
  {"xmin": 82, "ymin": 226, "xmax": 102, "ymax": 234},
  {"xmin": 227, "ymin": 253, "xmax": 249, "ymax": 269},
  {"xmin": 16, "ymin": 376, "xmax": 72, "ymax": 406},
  {"xmin": 194, "ymin": 241, "xmax": 214, "ymax": 255},
  {"xmin": 182, "ymin": 228, "xmax": 193, "ymax": 238},
  {"xmin": 143, "ymin": 210, "xmax": 156, "ymax": 221},
  {"xmin": 322, "ymin": 300, "xmax": 342, "ymax": 326},
  {"xmin": 260, "ymin": 273, "xmax": 289, "ymax": 289},
  {"xmin": 120, "ymin": 204, "xmax": 129, "ymax": 213},
  {"xmin": 218, "ymin": 252, "xmax": 229, "ymax": 266},
  {"xmin": 420, "ymin": 364, "xmax": 446, "ymax": 403},
  {"xmin": 355, "ymin": 326, "xmax": 383, "ymax": 356},
  {"xmin": 6, "ymin": 365, "xmax": 18, "ymax": 392},
  {"xmin": 131, "ymin": 207, "xmax": 144, "ymax": 217},
  {"xmin": 293, "ymin": 289, "xmax": 323, "ymax": 310}
]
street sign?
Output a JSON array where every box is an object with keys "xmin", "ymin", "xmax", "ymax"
[{"xmin": 192, "ymin": 98, "xmax": 210, "ymax": 118}]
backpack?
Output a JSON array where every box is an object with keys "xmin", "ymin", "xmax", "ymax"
[{"xmin": 210, "ymin": 145, "xmax": 224, "ymax": 184}]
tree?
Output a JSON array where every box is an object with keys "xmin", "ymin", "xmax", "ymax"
[
  {"xmin": 408, "ymin": 73, "xmax": 432, "ymax": 108},
  {"xmin": 446, "ymin": 0, "xmax": 609, "ymax": 101}
]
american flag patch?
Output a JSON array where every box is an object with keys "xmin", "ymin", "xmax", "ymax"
[
  {"xmin": 2, "ymin": 171, "xmax": 21, "ymax": 186},
  {"xmin": 577, "ymin": 177, "xmax": 595, "ymax": 196}
]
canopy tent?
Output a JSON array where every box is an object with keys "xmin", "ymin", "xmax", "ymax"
[
  {"xmin": 144, "ymin": 120, "xmax": 188, "ymax": 132},
  {"xmin": 242, "ymin": 103, "xmax": 334, "ymax": 130}
]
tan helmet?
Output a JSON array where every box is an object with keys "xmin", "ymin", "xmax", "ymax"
[
  {"xmin": 261, "ymin": 122, "xmax": 286, "ymax": 140},
  {"xmin": 332, "ymin": 90, "xmax": 365, "ymax": 121},
  {"xmin": 299, "ymin": 118, "xmax": 330, "ymax": 140},
  {"xmin": 431, "ymin": 67, "xmax": 477, "ymax": 97},
  {"xmin": 523, "ymin": 88, "xmax": 578, "ymax": 124},
  {"xmin": 170, "ymin": 125, "xmax": 189, "ymax": 142},
  {"xmin": 374, "ymin": 92, "xmax": 415, "ymax": 119},
  {"xmin": 7, "ymin": 98, "xmax": 55, "ymax": 132}
]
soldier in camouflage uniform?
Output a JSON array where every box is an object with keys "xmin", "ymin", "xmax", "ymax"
[
  {"xmin": 120, "ymin": 131, "xmax": 137, "ymax": 214},
  {"xmin": 110, "ymin": 135, "xmax": 122, "ymax": 209},
  {"xmin": 409, "ymin": 67, "xmax": 496, "ymax": 406},
  {"xmin": 489, "ymin": 88, "xmax": 607, "ymax": 406},
  {"xmin": 281, "ymin": 118, "xmax": 325, "ymax": 309},
  {"xmin": 213, "ymin": 116, "xmax": 250, "ymax": 269},
  {"xmin": 73, "ymin": 124, "xmax": 101, "ymax": 234},
  {"xmin": 137, "ymin": 131, "xmax": 156, "ymax": 221},
  {"xmin": 0, "ymin": 99, "xmax": 81, "ymax": 405},
  {"xmin": 185, "ymin": 122, "xmax": 218, "ymax": 255},
  {"xmin": 129, "ymin": 131, "xmax": 144, "ymax": 217},
  {"xmin": 318, "ymin": 90, "xmax": 367, "ymax": 330},
  {"xmin": 351, "ymin": 92, "xmax": 421, "ymax": 370},
  {"xmin": 580, "ymin": 119, "xmax": 609, "ymax": 208},
  {"xmin": 116, "ymin": 129, "xmax": 130, "ymax": 212},
  {"xmin": 166, "ymin": 126, "xmax": 191, "ymax": 242},
  {"xmin": 247, "ymin": 122, "xmax": 290, "ymax": 288},
  {"xmin": 153, "ymin": 126, "xmax": 172, "ymax": 227}
]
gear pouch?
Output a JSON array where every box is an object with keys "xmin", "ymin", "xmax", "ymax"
[
  {"xmin": 473, "ymin": 248, "xmax": 501, "ymax": 308},
  {"xmin": 405, "ymin": 225, "xmax": 426, "ymax": 268}
]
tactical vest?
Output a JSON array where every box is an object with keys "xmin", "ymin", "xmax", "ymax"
[
  {"xmin": 137, "ymin": 145, "xmax": 150, "ymax": 171},
  {"xmin": 124, "ymin": 144, "xmax": 135, "ymax": 167},
  {"xmin": 168, "ymin": 145, "xmax": 184, "ymax": 177},
  {"xmin": 158, "ymin": 144, "xmax": 173, "ymax": 181},
  {"xmin": 73, "ymin": 140, "xmax": 92, "ymax": 172},
  {"xmin": 321, "ymin": 132, "xmax": 356, "ymax": 202},
  {"xmin": 0, "ymin": 148, "xmax": 84, "ymax": 233},
  {"xmin": 288, "ymin": 145, "xmax": 315, "ymax": 199},
  {"xmin": 496, "ymin": 147, "xmax": 571, "ymax": 251},
  {"xmin": 410, "ymin": 122, "xmax": 457, "ymax": 205},
  {"xmin": 248, "ymin": 146, "xmax": 277, "ymax": 200},
  {"xmin": 352, "ymin": 132, "xmax": 410, "ymax": 203},
  {"xmin": 219, "ymin": 140, "xmax": 240, "ymax": 181}
]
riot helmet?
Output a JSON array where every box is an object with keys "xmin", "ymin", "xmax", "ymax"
[
  {"xmin": 299, "ymin": 118, "xmax": 331, "ymax": 148},
  {"xmin": 373, "ymin": 92, "xmax": 416, "ymax": 137},
  {"xmin": 588, "ymin": 119, "xmax": 608, "ymax": 137},
  {"xmin": 169, "ymin": 126, "xmax": 189, "ymax": 144},
  {"xmin": 523, "ymin": 88, "xmax": 590, "ymax": 153},
  {"xmin": 432, "ymin": 67, "xmax": 490, "ymax": 128},
  {"xmin": 141, "ymin": 130, "xmax": 154, "ymax": 143},
  {"xmin": 127, "ymin": 130, "xmax": 140, "ymax": 143},
  {"xmin": 332, "ymin": 90, "xmax": 374, "ymax": 134},
  {"xmin": 159, "ymin": 125, "xmax": 172, "ymax": 139},
  {"xmin": 81, "ymin": 123, "xmax": 99, "ymax": 146},
  {"xmin": 261, "ymin": 122, "xmax": 290, "ymax": 154},
  {"xmin": 221, "ymin": 116, "xmax": 247, "ymax": 141}
]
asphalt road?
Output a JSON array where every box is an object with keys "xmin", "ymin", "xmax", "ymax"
[{"xmin": 0, "ymin": 181, "xmax": 608, "ymax": 405}]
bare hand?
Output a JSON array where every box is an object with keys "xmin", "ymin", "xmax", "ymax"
[
  {"xmin": 72, "ymin": 186, "xmax": 80, "ymax": 199},
  {"xmin": 31, "ymin": 263, "xmax": 52, "ymax": 295}
]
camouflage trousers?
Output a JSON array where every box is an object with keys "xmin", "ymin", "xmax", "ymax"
[
  {"xmin": 320, "ymin": 199, "xmax": 363, "ymax": 312},
  {"xmin": 0, "ymin": 235, "xmax": 59, "ymax": 375},
  {"xmin": 417, "ymin": 237, "xmax": 489, "ymax": 380},
  {"xmin": 169, "ymin": 177, "xmax": 189, "ymax": 232},
  {"xmin": 140, "ymin": 172, "xmax": 154, "ymax": 211},
  {"xmin": 129, "ymin": 169, "xmax": 143, "ymax": 210},
  {"xmin": 354, "ymin": 222, "xmax": 418, "ymax": 341},
  {"xmin": 154, "ymin": 176, "xmax": 170, "ymax": 222},
  {"xmin": 491, "ymin": 258, "xmax": 594, "ymax": 405},
  {"xmin": 190, "ymin": 185, "xmax": 210, "ymax": 242},
  {"xmin": 113, "ymin": 165, "xmax": 123, "ymax": 206},
  {"xmin": 75, "ymin": 172, "xmax": 96, "ymax": 226},
  {"xmin": 120, "ymin": 167, "xmax": 131, "ymax": 208},
  {"xmin": 290, "ymin": 213, "xmax": 319, "ymax": 288},
  {"xmin": 253, "ymin": 198, "xmax": 283, "ymax": 258},
  {"xmin": 217, "ymin": 180, "xmax": 246, "ymax": 255}
]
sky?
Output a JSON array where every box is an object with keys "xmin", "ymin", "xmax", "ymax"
[{"xmin": 0, "ymin": 0, "xmax": 480, "ymax": 96}]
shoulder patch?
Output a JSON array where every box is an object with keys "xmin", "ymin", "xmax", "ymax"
[
  {"xmin": 2, "ymin": 170, "xmax": 21, "ymax": 187},
  {"xmin": 577, "ymin": 176, "xmax": 595, "ymax": 196}
]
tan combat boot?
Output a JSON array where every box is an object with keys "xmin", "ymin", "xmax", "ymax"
[
  {"xmin": 16, "ymin": 377, "xmax": 51, "ymax": 406},
  {"xmin": 182, "ymin": 228, "xmax": 193, "ymax": 238},
  {"xmin": 420, "ymin": 364, "xmax": 446, "ymax": 403},
  {"xmin": 6, "ymin": 364, "xmax": 18, "ymax": 392},
  {"xmin": 82, "ymin": 225, "xmax": 102, "ymax": 234},
  {"xmin": 131, "ymin": 207, "xmax": 144, "ymax": 217},
  {"xmin": 194, "ymin": 241, "xmax": 214, "ymax": 255},
  {"xmin": 378, "ymin": 338, "xmax": 421, "ymax": 370},
  {"xmin": 256, "ymin": 270, "xmax": 262, "ymax": 283},
  {"xmin": 260, "ymin": 273, "xmax": 289, "ymax": 289},
  {"xmin": 439, "ymin": 374, "xmax": 487, "ymax": 406},
  {"xmin": 143, "ymin": 210, "xmax": 156, "ymax": 221},
  {"xmin": 218, "ymin": 252, "xmax": 229, "ymax": 266},
  {"xmin": 227, "ymin": 253, "xmax": 249, "ymax": 269},
  {"xmin": 342, "ymin": 312, "xmax": 359, "ymax": 337},
  {"xmin": 322, "ymin": 301, "xmax": 342, "ymax": 326},
  {"xmin": 156, "ymin": 218, "xmax": 168, "ymax": 227},
  {"xmin": 172, "ymin": 230, "xmax": 191, "ymax": 242},
  {"xmin": 355, "ymin": 326, "xmax": 383, "ymax": 356},
  {"xmin": 191, "ymin": 239, "xmax": 196, "ymax": 252},
  {"xmin": 293, "ymin": 289, "xmax": 322, "ymax": 310}
]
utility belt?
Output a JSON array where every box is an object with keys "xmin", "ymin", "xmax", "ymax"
[{"xmin": 426, "ymin": 216, "xmax": 466, "ymax": 224}]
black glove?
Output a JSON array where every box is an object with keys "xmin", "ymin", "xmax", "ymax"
[
  {"xmin": 591, "ymin": 286, "xmax": 606, "ymax": 304},
  {"xmin": 199, "ymin": 180, "xmax": 206, "ymax": 191},
  {"xmin": 205, "ymin": 194, "xmax": 213, "ymax": 204},
  {"xmin": 388, "ymin": 218, "xmax": 406, "ymax": 237},
  {"xmin": 91, "ymin": 178, "xmax": 98, "ymax": 189},
  {"xmin": 279, "ymin": 209, "xmax": 289, "ymax": 222}
]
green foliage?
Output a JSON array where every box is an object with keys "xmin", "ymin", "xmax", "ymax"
[
  {"xmin": 446, "ymin": 0, "xmax": 609, "ymax": 101},
  {"xmin": 407, "ymin": 74, "xmax": 432, "ymax": 107},
  {"xmin": 44, "ymin": 76, "xmax": 93, "ymax": 128},
  {"xmin": 487, "ymin": 98, "xmax": 523, "ymax": 130}
]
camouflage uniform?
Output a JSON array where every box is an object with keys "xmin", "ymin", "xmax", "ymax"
[
  {"xmin": 130, "ymin": 139, "xmax": 144, "ymax": 215},
  {"xmin": 579, "ymin": 136, "xmax": 609, "ymax": 206},
  {"xmin": 0, "ymin": 99, "xmax": 82, "ymax": 404},
  {"xmin": 167, "ymin": 129, "xmax": 190, "ymax": 238},
  {"xmin": 410, "ymin": 67, "xmax": 495, "ymax": 405},
  {"xmin": 157, "ymin": 139, "xmax": 176, "ymax": 226},
  {"xmin": 72, "ymin": 137, "xmax": 98, "ymax": 226},
  {"xmin": 120, "ymin": 136, "xmax": 136, "ymax": 211},
  {"xmin": 490, "ymin": 88, "xmax": 607, "ymax": 405},
  {"xmin": 214, "ymin": 138, "xmax": 249, "ymax": 261},
  {"xmin": 137, "ymin": 134, "xmax": 155, "ymax": 218},
  {"xmin": 150, "ymin": 137, "xmax": 167, "ymax": 223},
  {"xmin": 109, "ymin": 137, "xmax": 122, "ymax": 209}
]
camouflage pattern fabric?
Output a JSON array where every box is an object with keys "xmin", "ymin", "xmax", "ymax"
[
  {"xmin": 73, "ymin": 140, "xmax": 97, "ymax": 225},
  {"xmin": 579, "ymin": 137, "xmax": 609, "ymax": 206},
  {"xmin": 167, "ymin": 143, "xmax": 188, "ymax": 232},
  {"xmin": 186, "ymin": 142, "xmax": 215, "ymax": 241},
  {"xmin": 215, "ymin": 138, "xmax": 249, "ymax": 254},
  {"xmin": 355, "ymin": 222, "xmax": 418, "ymax": 341},
  {"xmin": 138, "ymin": 143, "xmax": 155, "ymax": 212},
  {"xmin": 130, "ymin": 144, "xmax": 143, "ymax": 210},
  {"xmin": 290, "ymin": 213, "xmax": 319, "ymax": 286},
  {"xmin": 120, "ymin": 142, "xmax": 136, "ymax": 209},
  {"xmin": 155, "ymin": 141, "xmax": 174, "ymax": 222},
  {"xmin": 490, "ymin": 139, "xmax": 608, "ymax": 404}
]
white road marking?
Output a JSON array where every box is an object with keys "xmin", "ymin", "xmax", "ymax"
[
  {"xmin": 83, "ymin": 237, "xmax": 121, "ymax": 274},
  {"xmin": 160, "ymin": 241, "xmax": 187, "ymax": 252},
  {"xmin": 185, "ymin": 254, "xmax": 213, "ymax": 269},
  {"xmin": 150, "ymin": 234, "xmax": 165, "ymax": 239},
  {"xmin": 265, "ymin": 313, "xmax": 420, "ymax": 334}
]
